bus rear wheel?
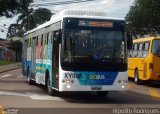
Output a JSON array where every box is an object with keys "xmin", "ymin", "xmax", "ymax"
[
  {"xmin": 27, "ymin": 69, "xmax": 34, "ymax": 85},
  {"xmin": 134, "ymin": 69, "xmax": 141, "ymax": 84},
  {"xmin": 96, "ymin": 91, "xmax": 108, "ymax": 97}
]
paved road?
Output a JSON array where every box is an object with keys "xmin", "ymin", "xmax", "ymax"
[{"xmin": 0, "ymin": 69, "xmax": 160, "ymax": 114}]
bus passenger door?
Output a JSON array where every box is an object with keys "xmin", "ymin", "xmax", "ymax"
[{"xmin": 52, "ymin": 31, "xmax": 59, "ymax": 89}]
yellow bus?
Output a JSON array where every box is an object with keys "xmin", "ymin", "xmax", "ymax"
[{"xmin": 128, "ymin": 36, "xmax": 160, "ymax": 84}]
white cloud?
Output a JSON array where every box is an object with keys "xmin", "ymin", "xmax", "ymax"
[
  {"xmin": 30, "ymin": 0, "xmax": 134, "ymax": 16},
  {"xmin": 0, "ymin": 0, "xmax": 135, "ymax": 39},
  {"xmin": 100, "ymin": 0, "xmax": 110, "ymax": 4}
]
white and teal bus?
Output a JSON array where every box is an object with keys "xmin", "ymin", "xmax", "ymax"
[{"xmin": 22, "ymin": 9, "xmax": 130, "ymax": 97}]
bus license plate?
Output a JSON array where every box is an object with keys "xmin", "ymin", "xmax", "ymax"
[{"xmin": 91, "ymin": 87, "xmax": 102, "ymax": 90}]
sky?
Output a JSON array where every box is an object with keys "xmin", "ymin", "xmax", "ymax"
[{"xmin": 0, "ymin": 0, "xmax": 135, "ymax": 39}]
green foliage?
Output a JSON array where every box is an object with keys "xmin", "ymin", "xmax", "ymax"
[
  {"xmin": 125, "ymin": 0, "xmax": 160, "ymax": 37},
  {"xmin": 17, "ymin": 8, "xmax": 52, "ymax": 33},
  {"xmin": 0, "ymin": 0, "xmax": 33, "ymax": 18},
  {"xmin": 10, "ymin": 40, "xmax": 22, "ymax": 51},
  {"xmin": 33, "ymin": 8, "xmax": 52, "ymax": 26},
  {"xmin": 7, "ymin": 8, "xmax": 52, "ymax": 38},
  {"xmin": 7, "ymin": 24, "xmax": 21, "ymax": 38},
  {"xmin": 9, "ymin": 40, "xmax": 22, "ymax": 62},
  {"xmin": 0, "ymin": 60, "xmax": 16, "ymax": 66}
]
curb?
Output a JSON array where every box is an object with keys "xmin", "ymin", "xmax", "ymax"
[
  {"xmin": 0, "ymin": 67, "xmax": 21, "ymax": 74},
  {"xmin": 0, "ymin": 63, "xmax": 22, "ymax": 74}
]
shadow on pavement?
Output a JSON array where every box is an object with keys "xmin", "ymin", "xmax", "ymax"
[
  {"xmin": 129, "ymin": 78, "xmax": 160, "ymax": 88},
  {"xmin": 58, "ymin": 91, "xmax": 160, "ymax": 104}
]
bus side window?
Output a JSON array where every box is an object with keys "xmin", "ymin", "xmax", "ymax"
[
  {"xmin": 143, "ymin": 42, "xmax": 149, "ymax": 57},
  {"xmin": 138, "ymin": 43, "xmax": 143, "ymax": 58},
  {"xmin": 133, "ymin": 43, "xmax": 138, "ymax": 57},
  {"xmin": 28, "ymin": 38, "xmax": 30, "ymax": 47},
  {"xmin": 128, "ymin": 44, "xmax": 133, "ymax": 57},
  {"xmin": 25, "ymin": 39, "xmax": 28, "ymax": 48}
]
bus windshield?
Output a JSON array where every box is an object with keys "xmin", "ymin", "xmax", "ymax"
[
  {"xmin": 152, "ymin": 39, "xmax": 160, "ymax": 55},
  {"xmin": 61, "ymin": 18, "xmax": 126, "ymax": 71},
  {"xmin": 64, "ymin": 29, "xmax": 123, "ymax": 61},
  {"xmin": 62, "ymin": 29, "xmax": 125, "ymax": 71}
]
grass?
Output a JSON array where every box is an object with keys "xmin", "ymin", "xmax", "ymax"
[{"xmin": 0, "ymin": 60, "xmax": 16, "ymax": 66}]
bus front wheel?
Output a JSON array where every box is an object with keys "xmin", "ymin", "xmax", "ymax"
[{"xmin": 47, "ymin": 77, "xmax": 57, "ymax": 96}]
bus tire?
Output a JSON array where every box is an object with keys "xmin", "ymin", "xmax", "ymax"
[
  {"xmin": 27, "ymin": 68, "xmax": 34, "ymax": 85},
  {"xmin": 47, "ymin": 76, "xmax": 57, "ymax": 96},
  {"xmin": 134, "ymin": 69, "xmax": 141, "ymax": 85},
  {"xmin": 96, "ymin": 91, "xmax": 108, "ymax": 97}
]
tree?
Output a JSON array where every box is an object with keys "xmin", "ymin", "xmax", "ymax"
[
  {"xmin": 7, "ymin": 8, "xmax": 53, "ymax": 38},
  {"xmin": 7, "ymin": 24, "xmax": 21, "ymax": 38},
  {"xmin": 17, "ymin": 8, "xmax": 34, "ymax": 32},
  {"xmin": 32, "ymin": 8, "xmax": 52, "ymax": 27},
  {"xmin": 125, "ymin": 0, "xmax": 160, "ymax": 38},
  {"xmin": 17, "ymin": 8, "xmax": 52, "ymax": 33},
  {"xmin": 9, "ymin": 40, "xmax": 22, "ymax": 62},
  {"xmin": 0, "ymin": 0, "xmax": 33, "ymax": 18}
]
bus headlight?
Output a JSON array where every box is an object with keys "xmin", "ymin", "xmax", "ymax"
[
  {"xmin": 66, "ymin": 80, "xmax": 70, "ymax": 84},
  {"xmin": 62, "ymin": 80, "xmax": 74, "ymax": 84},
  {"xmin": 118, "ymin": 80, "xmax": 127, "ymax": 84},
  {"xmin": 121, "ymin": 85, "xmax": 125, "ymax": 89},
  {"xmin": 67, "ymin": 85, "xmax": 71, "ymax": 89},
  {"xmin": 122, "ymin": 80, "xmax": 125, "ymax": 83}
]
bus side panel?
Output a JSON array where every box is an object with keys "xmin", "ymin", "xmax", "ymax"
[
  {"xmin": 35, "ymin": 40, "xmax": 44, "ymax": 84},
  {"xmin": 35, "ymin": 33, "xmax": 53, "ymax": 85},
  {"xmin": 148, "ymin": 54, "xmax": 160, "ymax": 81},
  {"xmin": 128, "ymin": 58, "xmax": 134, "ymax": 78},
  {"xmin": 47, "ymin": 36, "xmax": 53, "ymax": 88},
  {"xmin": 128, "ymin": 69, "xmax": 134, "ymax": 78},
  {"xmin": 43, "ymin": 37, "xmax": 53, "ymax": 87}
]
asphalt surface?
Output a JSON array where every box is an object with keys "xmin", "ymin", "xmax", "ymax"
[{"xmin": 0, "ymin": 69, "xmax": 160, "ymax": 114}]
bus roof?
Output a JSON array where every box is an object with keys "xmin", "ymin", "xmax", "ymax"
[
  {"xmin": 50, "ymin": 9, "xmax": 124, "ymax": 21},
  {"xmin": 24, "ymin": 9, "xmax": 124, "ymax": 35},
  {"xmin": 133, "ymin": 36, "xmax": 160, "ymax": 43}
]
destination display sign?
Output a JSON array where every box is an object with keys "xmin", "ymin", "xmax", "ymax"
[{"xmin": 78, "ymin": 20, "xmax": 113, "ymax": 27}]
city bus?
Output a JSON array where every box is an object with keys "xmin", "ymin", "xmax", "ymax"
[
  {"xmin": 128, "ymin": 36, "xmax": 160, "ymax": 84},
  {"xmin": 22, "ymin": 9, "xmax": 130, "ymax": 97}
]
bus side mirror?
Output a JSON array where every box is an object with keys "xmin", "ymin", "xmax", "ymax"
[{"xmin": 127, "ymin": 33, "xmax": 133, "ymax": 50}]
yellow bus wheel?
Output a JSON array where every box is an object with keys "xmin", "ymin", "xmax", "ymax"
[{"xmin": 134, "ymin": 69, "xmax": 141, "ymax": 85}]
